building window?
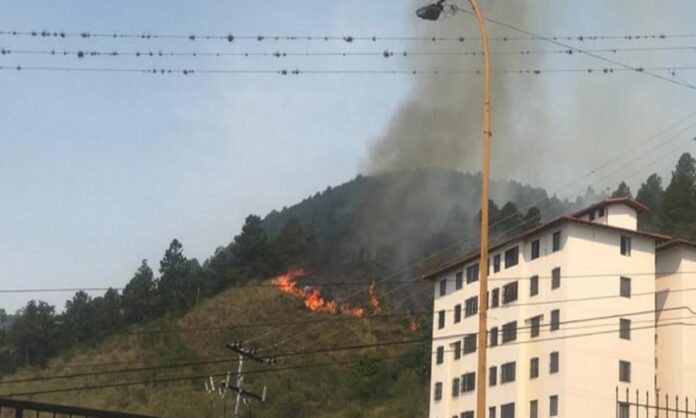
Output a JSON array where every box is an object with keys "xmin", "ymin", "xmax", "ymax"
[
  {"xmin": 552, "ymin": 231, "xmax": 561, "ymax": 252},
  {"xmin": 438, "ymin": 310, "xmax": 445, "ymax": 329},
  {"xmin": 434, "ymin": 382, "xmax": 443, "ymax": 401},
  {"xmin": 502, "ymin": 321, "xmax": 518, "ymax": 343},
  {"xmin": 551, "ymin": 267, "xmax": 561, "ymax": 289},
  {"xmin": 621, "ymin": 235, "xmax": 632, "ymax": 256},
  {"xmin": 452, "ymin": 341, "xmax": 462, "ymax": 360},
  {"xmin": 550, "ymin": 351, "xmax": 559, "ymax": 374},
  {"xmin": 501, "ymin": 362, "xmax": 516, "ymax": 383},
  {"xmin": 531, "ymin": 239, "xmax": 540, "ymax": 260},
  {"xmin": 454, "ymin": 304, "xmax": 462, "ymax": 324},
  {"xmin": 452, "ymin": 377, "xmax": 460, "ymax": 397},
  {"xmin": 489, "ymin": 406, "xmax": 497, "ymax": 418},
  {"xmin": 550, "ymin": 309, "xmax": 560, "ymax": 331},
  {"xmin": 489, "ymin": 366, "xmax": 497, "ymax": 386},
  {"xmin": 464, "ymin": 334, "xmax": 477, "ymax": 354},
  {"xmin": 620, "ymin": 318, "xmax": 631, "ymax": 340},
  {"xmin": 530, "ymin": 275, "xmax": 539, "ymax": 296},
  {"xmin": 466, "ymin": 264, "xmax": 479, "ymax": 284},
  {"xmin": 461, "ymin": 372, "xmax": 476, "ymax": 393},
  {"xmin": 461, "ymin": 412, "xmax": 474, "ymax": 418},
  {"xmin": 439, "ymin": 279, "xmax": 447, "ymax": 296},
  {"xmin": 436, "ymin": 346, "xmax": 444, "ymax": 364},
  {"xmin": 599, "ymin": 207, "xmax": 605, "ymax": 218},
  {"xmin": 504, "ymin": 246, "xmax": 519, "ymax": 268},
  {"xmin": 619, "ymin": 360, "xmax": 631, "ymax": 382},
  {"xmin": 530, "ymin": 357, "xmax": 539, "ymax": 379},
  {"xmin": 491, "ymin": 288, "xmax": 500, "ymax": 308},
  {"xmin": 590, "ymin": 211, "xmax": 596, "ymax": 221},
  {"xmin": 465, "ymin": 296, "xmax": 479, "ymax": 317},
  {"xmin": 493, "ymin": 254, "xmax": 501, "ymax": 273},
  {"xmin": 530, "ymin": 400, "xmax": 538, "ymax": 418},
  {"xmin": 530, "ymin": 315, "xmax": 542, "ymax": 338},
  {"xmin": 550, "ymin": 395, "xmax": 559, "ymax": 416},
  {"xmin": 490, "ymin": 327, "xmax": 499, "ymax": 347},
  {"xmin": 503, "ymin": 281, "xmax": 519, "ymax": 304},
  {"xmin": 455, "ymin": 272, "xmax": 463, "ymax": 290},
  {"xmin": 618, "ymin": 402, "xmax": 630, "ymax": 418},
  {"xmin": 501, "ymin": 402, "xmax": 515, "ymax": 418},
  {"xmin": 620, "ymin": 276, "xmax": 631, "ymax": 298}
]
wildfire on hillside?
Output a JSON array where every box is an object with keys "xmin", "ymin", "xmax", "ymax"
[{"xmin": 272, "ymin": 268, "xmax": 378, "ymax": 318}]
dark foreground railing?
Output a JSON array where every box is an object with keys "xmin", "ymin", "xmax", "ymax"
[
  {"xmin": 617, "ymin": 387, "xmax": 696, "ymax": 418},
  {"xmin": 0, "ymin": 397, "xmax": 170, "ymax": 418}
]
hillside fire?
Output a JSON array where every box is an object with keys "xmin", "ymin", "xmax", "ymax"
[{"xmin": 272, "ymin": 268, "xmax": 379, "ymax": 317}]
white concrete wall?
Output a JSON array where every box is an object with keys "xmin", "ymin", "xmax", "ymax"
[
  {"xmin": 428, "ymin": 221, "xmax": 656, "ymax": 418},
  {"xmin": 606, "ymin": 203, "xmax": 638, "ymax": 231},
  {"xmin": 562, "ymin": 223, "xmax": 655, "ymax": 418},
  {"xmin": 655, "ymin": 245, "xmax": 696, "ymax": 411}
]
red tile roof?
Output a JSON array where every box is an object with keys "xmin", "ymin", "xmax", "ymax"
[
  {"xmin": 656, "ymin": 239, "xmax": 696, "ymax": 252},
  {"xmin": 571, "ymin": 197, "xmax": 649, "ymax": 219}
]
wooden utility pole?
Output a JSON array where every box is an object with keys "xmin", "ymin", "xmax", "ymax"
[{"xmin": 470, "ymin": 1, "xmax": 492, "ymax": 417}]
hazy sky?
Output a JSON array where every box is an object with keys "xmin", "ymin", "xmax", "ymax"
[{"xmin": 2, "ymin": 0, "xmax": 696, "ymax": 312}]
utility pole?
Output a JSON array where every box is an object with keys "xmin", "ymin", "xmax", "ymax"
[
  {"xmin": 204, "ymin": 342, "xmax": 272, "ymax": 418},
  {"xmin": 225, "ymin": 342, "xmax": 273, "ymax": 418}
]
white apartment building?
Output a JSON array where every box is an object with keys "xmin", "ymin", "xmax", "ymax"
[{"xmin": 424, "ymin": 198, "xmax": 696, "ymax": 418}]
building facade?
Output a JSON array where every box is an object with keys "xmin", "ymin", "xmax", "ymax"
[{"xmin": 425, "ymin": 198, "xmax": 695, "ymax": 418}]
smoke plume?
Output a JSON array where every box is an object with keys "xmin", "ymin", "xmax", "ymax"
[{"xmin": 363, "ymin": 0, "xmax": 678, "ymax": 192}]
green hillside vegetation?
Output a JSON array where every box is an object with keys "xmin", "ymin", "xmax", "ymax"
[{"xmin": 0, "ymin": 283, "xmax": 429, "ymax": 418}]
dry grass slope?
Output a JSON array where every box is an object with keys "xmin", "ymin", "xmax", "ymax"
[{"xmin": 0, "ymin": 281, "xmax": 428, "ymax": 418}]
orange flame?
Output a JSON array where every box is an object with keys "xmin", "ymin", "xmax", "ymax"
[{"xmin": 272, "ymin": 269, "xmax": 371, "ymax": 318}]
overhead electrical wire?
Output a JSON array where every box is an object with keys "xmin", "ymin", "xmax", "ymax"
[
  {"xmin": 0, "ymin": 305, "xmax": 690, "ymax": 386},
  {"xmin": 2, "ymin": 45, "xmax": 696, "ymax": 60},
  {"xmin": 455, "ymin": 7, "xmax": 696, "ymax": 90},
  {"xmin": 5, "ymin": 269, "xmax": 696, "ymax": 295},
  {"xmin": 1, "ymin": 28, "xmax": 695, "ymax": 43},
  {"xmin": 3, "ymin": 315, "xmax": 694, "ymax": 398},
  {"xmin": 1, "ymin": 64, "xmax": 696, "ymax": 76}
]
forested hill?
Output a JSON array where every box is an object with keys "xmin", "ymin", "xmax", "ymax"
[{"xmin": 263, "ymin": 169, "xmax": 574, "ymax": 276}]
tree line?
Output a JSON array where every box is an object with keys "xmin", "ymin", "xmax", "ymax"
[
  {"xmin": 611, "ymin": 152, "xmax": 696, "ymax": 240},
  {"xmin": 0, "ymin": 216, "xmax": 313, "ymax": 373}
]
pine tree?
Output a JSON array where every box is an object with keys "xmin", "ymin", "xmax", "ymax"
[
  {"xmin": 123, "ymin": 259, "xmax": 157, "ymax": 322},
  {"xmin": 636, "ymin": 173, "xmax": 665, "ymax": 232},
  {"xmin": 663, "ymin": 153, "xmax": 696, "ymax": 239},
  {"xmin": 158, "ymin": 239, "xmax": 194, "ymax": 312},
  {"xmin": 611, "ymin": 181, "xmax": 633, "ymax": 198}
]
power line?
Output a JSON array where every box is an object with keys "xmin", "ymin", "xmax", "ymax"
[
  {"xmin": 1, "ymin": 28, "xmax": 695, "ymax": 43},
  {"xmin": 5, "ymin": 270, "xmax": 696, "ymax": 295},
  {"xmin": 3, "ymin": 317, "xmax": 694, "ymax": 398},
  {"xmin": 3, "ymin": 305, "xmax": 691, "ymax": 386},
  {"xmin": 2, "ymin": 64, "xmax": 696, "ymax": 76},
  {"xmin": 455, "ymin": 7, "xmax": 696, "ymax": 90},
  {"xmin": 3, "ymin": 45, "xmax": 696, "ymax": 60}
]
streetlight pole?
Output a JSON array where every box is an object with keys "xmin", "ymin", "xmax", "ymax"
[{"xmin": 416, "ymin": 2, "xmax": 491, "ymax": 418}]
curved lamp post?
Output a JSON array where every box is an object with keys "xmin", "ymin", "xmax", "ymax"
[{"xmin": 416, "ymin": 2, "xmax": 491, "ymax": 418}]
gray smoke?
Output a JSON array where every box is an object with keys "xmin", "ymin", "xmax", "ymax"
[
  {"xmin": 365, "ymin": 0, "xmax": 550, "ymax": 183},
  {"xmin": 363, "ymin": 0, "xmax": 679, "ymax": 193}
]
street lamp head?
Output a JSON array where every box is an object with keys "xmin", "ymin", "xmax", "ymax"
[{"xmin": 416, "ymin": 0, "xmax": 446, "ymax": 21}]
